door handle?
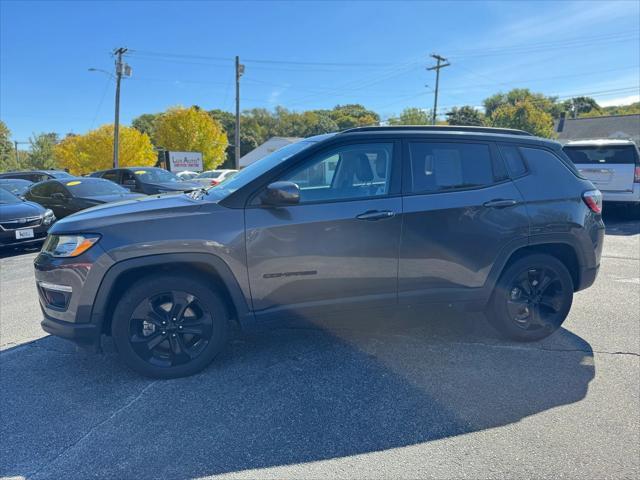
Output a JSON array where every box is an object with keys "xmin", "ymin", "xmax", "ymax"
[
  {"xmin": 483, "ymin": 199, "xmax": 517, "ymax": 208},
  {"xmin": 356, "ymin": 210, "xmax": 395, "ymax": 221}
]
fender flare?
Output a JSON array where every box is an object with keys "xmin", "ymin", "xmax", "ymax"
[{"xmin": 90, "ymin": 252, "xmax": 253, "ymax": 333}]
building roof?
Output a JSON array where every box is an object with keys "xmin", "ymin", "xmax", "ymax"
[
  {"xmin": 554, "ymin": 114, "xmax": 640, "ymax": 144},
  {"xmin": 565, "ymin": 139, "xmax": 636, "ymax": 146},
  {"xmin": 239, "ymin": 136, "xmax": 302, "ymax": 168}
]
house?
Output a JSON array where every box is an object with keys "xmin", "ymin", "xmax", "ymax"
[
  {"xmin": 239, "ymin": 136, "xmax": 302, "ymax": 168},
  {"xmin": 554, "ymin": 113, "xmax": 640, "ymax": 145}
]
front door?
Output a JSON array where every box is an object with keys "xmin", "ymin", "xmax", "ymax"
[
  {"xmin": 399, "ymin": 140, "xmax": 530, "ymax": 302},
  {"xmin": 245, "ymin": 141, "xmax": 402, "ymax": 319}
]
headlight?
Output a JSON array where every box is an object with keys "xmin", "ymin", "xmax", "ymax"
[
  {"xmin": 43, "ymin": 209, "xmax": 55, "ymax": 225},
  {"xmin": 42, "ymin": 234, "xmax": 101, "ymax": 257}
]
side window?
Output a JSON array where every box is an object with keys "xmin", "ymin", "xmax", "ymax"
[
  {"xmin": 520, "ymin": 147, "xmax": 582, "ymax": 178},
  {"xmin": 499, "ymin": 145, "xmax": 528, "ymax": 177},
  {"xmin": 280, "ymin": 143, "xmax": 393, "ymax": 204},
  {"xmin": 407, "ymin": 142, "xmax": 498, "ymax": 194},
  {"xmin": 102, "ymin": 170, "xmax": 120, "ymax": 183},
  {"xmin": 121, "ymin": 171, "xmax": 136, "ymax": 184},
  {"xmin": 30, "ymin": 182, "xmax": 49, "ymax": 197},
  {"xmin": 50, "ymin": 183, "xmax": 69, "ymax": 197}
]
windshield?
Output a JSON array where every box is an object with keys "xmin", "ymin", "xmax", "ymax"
[
  {"xmin": 133, "ymin": 168, "xmax": 180, "ymax": 183},
  {"xmin": 197, "ymin": 171, "xmax": 222, "ymax": 179},
  {"xmin": 53, "ymin": 171, "xmax": 74, "ymax": 179},
  {"xmin": 205, "ymin": 137, "xmax": 329, "ymax": 200},
  {"xmin": 563, "ymin": 145, "xmax": 639, "ymax": 165},
  {"xmin": 0, "ymin": 180, "xmax": 31, "ymax": 196},
  {"xmin": 0, "ymin": 188, "xmax": 22, "ymax": 204},
  {"xmin": 65, "ymin": 179, "xmax": 129, "ymax": 196}
]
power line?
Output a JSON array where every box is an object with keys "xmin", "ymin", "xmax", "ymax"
[{"xmin": 427, "ymin": 54, "xmax": 450, "ymax": 125}]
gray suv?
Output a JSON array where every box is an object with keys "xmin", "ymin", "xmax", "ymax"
[{"xmin": 34, "ymin": 126, "xmax": 605, "ymax": 378}]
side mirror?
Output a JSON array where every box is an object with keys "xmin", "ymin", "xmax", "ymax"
[{"xmin": 261, "ymin": 181, "xmax": 300, "ymax": 206}]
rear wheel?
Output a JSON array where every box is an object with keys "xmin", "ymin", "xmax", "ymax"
[
  {"xmin": 111, "ymin": 274, "xmax": 229, "ymax": 378},
  {"xmin": 487, "ymin": 254, "xmax": 573, "ymax": 342}
]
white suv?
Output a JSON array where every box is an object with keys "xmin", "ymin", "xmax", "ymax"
[{"xmin": 563, "ymin": 139, "xmax": 640, "ymax": 208}]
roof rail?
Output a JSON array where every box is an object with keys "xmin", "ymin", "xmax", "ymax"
[{"xmin": 341, "ymin": 125, "xmax": 534, "ymax": 136}]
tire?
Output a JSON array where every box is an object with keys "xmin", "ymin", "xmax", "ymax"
[
  {"xmin": 111, "ymin": 274, "xmax": 230, "ymax": 378},
  {"xmin": 487, "ymin": 254, "xmax": 573, "ymax": 342}
]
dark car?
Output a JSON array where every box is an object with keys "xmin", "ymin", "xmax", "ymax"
[
  {"xmin": 24, "ymin": 177, "xmax": 145, "ymax": 219},
  {"xmin": 0, "ymin": 188, "xmax": 55, "ymax": 248},
  {"xmin": 90, "ymin": 167, "xmax": 202, "ymax": 194},
  {"xmin": 0, "ymin": 178, "xmax": 33, "ymax": 197},
  {"xmin": 0, "ymin": 170, "xmax": 74, "ymax": 183},
  {"xmin": 34, "ymin": 126, "xmax": 604, "ymax": 378}
]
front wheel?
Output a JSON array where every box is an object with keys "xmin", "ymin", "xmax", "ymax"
[
  {"xmin": 111, "ymin": 274, "xmax": 230, "ymax": 378},
  {"xmin": 487, "ymin": 254, "xmax": 574, "ymax": 342}
]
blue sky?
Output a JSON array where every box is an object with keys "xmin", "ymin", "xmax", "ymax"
[{"xmin": 1, "ymin": 0, "xmax": 639, "ymax": 141}]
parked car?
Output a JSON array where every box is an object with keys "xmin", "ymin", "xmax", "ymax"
[
  {"xmin": 192, "ymin": 169, "xmax": 238, "ymax": 187},
  {"xmin": 176, "ymin": 170, "xmax": 199, "ymax": 181},
  {"xmin": 0, "ymin": 178, "xmax": 33, "ymax": 197},
  {"xmin": 562, "ymin": 139, "xmax": 640, "ymax": 210},
  {"xmin": 24, "ymin": 177, "xmax": 144, "ymax": 219},
  {"xmin": 35, "ymin": 125, "xmax": 604, "ymax": 378},
  {"xmin": 0, "ymin": 170, "xmax": 74, "ymax": 183},
  {"xmin": 90, "ymin": 167, "xmax": 202, "ymax": 194},
  {"xmin": 0, "ymin": 188, "xmax": 55, "ymax": 248}
]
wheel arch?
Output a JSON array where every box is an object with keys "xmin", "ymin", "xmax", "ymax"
[{"xmin": 91, "ymin": 253, "xmax": 252, "ymax": 336}]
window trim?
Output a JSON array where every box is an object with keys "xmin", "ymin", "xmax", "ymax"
[
  {"xmin": 247, "ymin": 139, "xmax": 402, "ymax": 208},
  {"xmin": 401, "ymin": 139, "xmax": 510, "ymax": 196},
  {"xmin": 497, "ymin": 143, "xmax": 530, "ymax": 180}
]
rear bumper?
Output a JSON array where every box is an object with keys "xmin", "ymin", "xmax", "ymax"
[
  {"xmin": 602, "ymin": 184, "xmax": 640, "ymax": 203},
  {"xmin": 577, "ymin": 265, "xmax": 599, "ymax": 292}
]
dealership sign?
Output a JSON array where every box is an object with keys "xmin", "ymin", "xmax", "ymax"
[{"xmin": 167, "ymin": 151, "xmax": 204, "ymax": 172}]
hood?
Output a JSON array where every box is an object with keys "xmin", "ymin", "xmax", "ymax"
[
  {"xmin": 0, "ymin": 200, "xmax": 45, "ymax": 220},
  {"xmin": 150, "ymin": 182, "xmax": 200, "ymax": 191},
  {"xmin": 80, "ymin": 193, "xmax": 146, "ymax": 203},
  {"xmin": 49, "ymin": 193, "xmax": 220, "ymax": 233}
]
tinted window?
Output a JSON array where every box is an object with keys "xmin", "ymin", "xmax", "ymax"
[
  {"xmin": 102, "ymin": 171, "xmax": 120, "ymax": 182},
  {"xmin": 281, "ymin": 143, "xmax": 393, "ymax": 204},
  {"xmin": 64, "ymin": 178, "xmax": 128, "ymax": 196},
  {"xmin": 520, "ymin": 147, "xmax": 584, "ymax": 178},
  {"xmin": 563, "ymin": 145, "xmax": 638, "ymax": 165},
  {"xmin": 49, "ymin": 182, "xmax": 70, "ymax": 197},
  {"xmin": 133, "ymin": 168, "xmax": 180, "ymax": 183},
  {"xmin": 407, "ymin": 142, "xmax": 497, "ymax": 194},
  {"xmin": 29, "ymin": 182, "xmax": 53, "ymax": 197},
  {"xmin": 500, "ymin": 145, "xmax": 528, "ymax": 177}
]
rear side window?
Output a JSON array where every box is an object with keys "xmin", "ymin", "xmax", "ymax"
[
  {"xmin": 563, "ymin": 145, "xmax": 639, "ymax": 165},
  {"xmin": 30, "ymin": 182, "xmax": 52, "ymax": 197},
  {"xmin": 499, "ymin": 145, "xmax": 528, "ymax": 177},
  {"xmin": 520, "ymin": 147, "xmax": 582, "ymax": 178},
  {"xmin": 407, "ymin": 142, "xmax": 500, "ymax": 194},
  {"xmin": 102, "ymin": 170, "xmax": 120, "ymax": 182}
]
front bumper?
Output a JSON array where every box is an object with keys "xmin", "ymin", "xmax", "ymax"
[{"xmin": 41, "ymin": 311, "xmax": 101, "ymax": 350}]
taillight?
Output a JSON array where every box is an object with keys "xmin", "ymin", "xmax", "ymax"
[
  {"xmin": 210, "ymin": 180, "xmax": 219, "ymax": 186},
  {"xmin": 634, "ymin": 166, "xmax": 640, "ymax": 183},
  {"xmin": 582, "ymin": 189, "xmax": 603, "ymax": 214}
]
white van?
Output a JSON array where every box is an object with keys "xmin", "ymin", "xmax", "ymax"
[{"xmin": 563, "ymin": 139, "xmax": 640, "ymax": 208}]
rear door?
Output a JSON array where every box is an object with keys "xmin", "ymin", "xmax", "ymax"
[
  {"xmin": 563, "ymin": 144, "xmax": 638, "ymax": 193},
  {"xmin": 399, "ymin": 139, "xmax": 529, "ymax": 302}
]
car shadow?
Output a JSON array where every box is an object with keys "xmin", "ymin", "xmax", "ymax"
[
  {"xmin": 0, "ymin": 310, "xmax": 595, "ymax": 479},
  {"xmin": 602, "ymin": 204, "xmax": 640, "ymax": 236}
]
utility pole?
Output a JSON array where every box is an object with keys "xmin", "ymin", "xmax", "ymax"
[
  {"xmin": 427, "ymin": 54, "xmax": 450, "ymax": 125},
  {"xmin": 235, "ymin": 56, "xmax": 244, "ymax": 169},
  {"xmin": 113, "ymin": 47, "xmax": 129, "ymax": 169}
]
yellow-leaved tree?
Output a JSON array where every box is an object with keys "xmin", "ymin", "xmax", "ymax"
[
  {"xmin": 153, "ymin": 106, "xmax": 228, "ymax": 170},
  {"xmin": 54, "ymin": 125, "xmax": 156, "ymax": 175}
]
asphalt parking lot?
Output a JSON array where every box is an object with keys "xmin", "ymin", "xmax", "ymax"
[{"xmin": 1, "ymin": 208, "xmax": 638, "ymax": 480}]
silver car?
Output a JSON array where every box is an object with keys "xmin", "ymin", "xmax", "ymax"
[
  {"xmin": 563, "ymin": 139, "xmax": 640, "ymax": 208},
  {"xmin": 192, "ymin": 169, "xmax": 238, "ymax": 187}
]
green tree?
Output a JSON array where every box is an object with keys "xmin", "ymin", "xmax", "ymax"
[
  {"xmin": 0, "ymin": 120, "xmax": 20, "ymax": 171},
  {"xmin": 26, "ymin": 132, "xmax": 59, "ymax": 170},
  {"xmin": 388, "ymin": 107, "xmax": 431, "ymax": 125},
  {"xmin": 131, "ymin": 113, "xmax": 160, "ymax": 138},
  {"xmin": 484, "ymin": 89, "xmax": 561, "ymax": 118},
  {"xmin": 329, "ymin": 104, "xmax": 379, "ymax": 129},
  {"xmin": 562, "ymin": 96, "xmax": 600, "ymax": 117},
  {"xmin": 154, "ymin": 106, "xmax": 228, "ymax": 170},
  {"xmin": 489, "ymin": 99, "xmax": 555, "ymax": 138},
  {"xmin": 446, "ymin": 106, "xmax": 485, "ymax": 126}
]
